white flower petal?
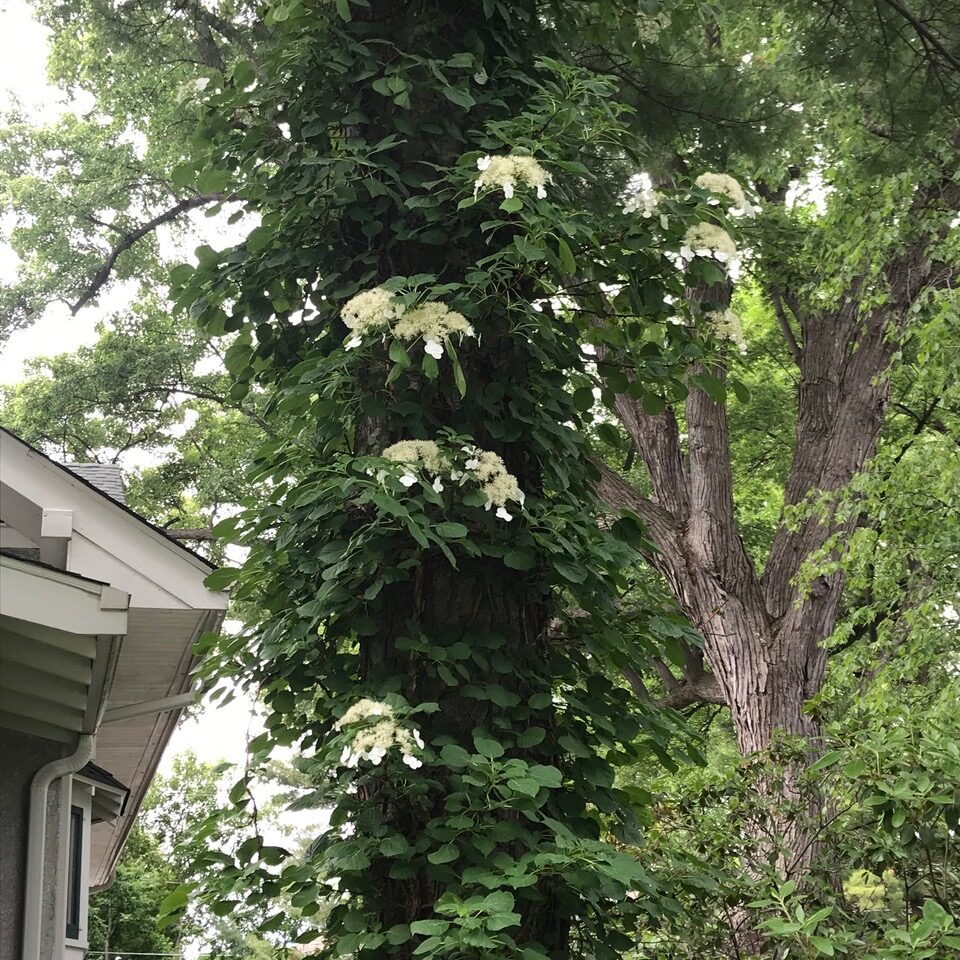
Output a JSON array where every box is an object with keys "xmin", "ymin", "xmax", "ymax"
[
  {"xmin": 402, "ymin": 755, "xmax": 423, "ymax": 769},
  {"xmin": 424, "ymin": 339, "xmax": 444, "ymax": 359},
  {"xmin": 432, "ymin": 476, "xmax": 444, "ymax": 493},
  {"xmin": 345, "ymin": 336, "xmax": 362, "ymax": 350},
  {"xmin": 400, "ymin": 474, "xmax": 417, "ymax": 487},
  {"xmin": 496, "ymin": 506, "xmax": 513, "ymax": 522},
  {"xmin": 477, "ymin": 155, "xmax": 492, "ymax": 171}
]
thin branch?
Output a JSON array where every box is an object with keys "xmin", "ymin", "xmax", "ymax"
[
  {"xmin": 877, "ymin": 0, "xmax": 960, "ymax": 74},
  {"xmin": 771, "ymin": 286, "xmax": 803, "ymax": 366},
  {"xmin": 70, "ymin": 193, "xmax": 233, "ymax": 314},
  {"xmin": 163, "ymin": 527, "xmax": 216, "ymax": 541}
]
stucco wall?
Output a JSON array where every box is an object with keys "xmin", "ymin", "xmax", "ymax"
[{"xmin": 0, "ymin": 729, "xmax": 70, "ymax": 960}]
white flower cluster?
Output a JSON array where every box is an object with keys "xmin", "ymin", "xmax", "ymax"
[
  {"xmin": 381, "ymin": 439, "xmax": 525, "ymax": 522},
  {"xmin": 341, "ymin": 286, "xmax": 405, "ymax": 345},
  {"xmin": 383, "ymin": 439, "xmax": 449, "ymax": 476},
  {"xmin": 707, "ymin": 309, "xmax": 747, "ymax": 352},
  {"xmin": 475, "ymin": 154, "xmax": 551, "ymax": 200},
  {"xmin": 681, "ymin": 223, "xmax": 738, "ymax": 263},
  {"xmin": 460, "ymin": 445, "xmax": 525, "ymax": 521},
  {"xmin": 636, "ymin": 10, "xmax": 671, "ymax": 43},
  {"xmin": 335, "ymin": 698, "xmax": 424, "ymax": 769},
  {"xmin": 393, "ymin": 302, "xmax": 475, "ymax": 359},
  {"xmin": 623, "ymin": 184, "xmax": 663, "ymax": 220},
  {"xmin": 341, "ymin": 286, "xmax": 474, "ymax": 357},
  {"xmin": 695, "ymin": 172, "xmax": 751, "ymax": 215}
]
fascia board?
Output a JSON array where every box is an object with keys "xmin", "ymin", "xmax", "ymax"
[{"xmin": 0, "ymin": 433, "xmax": 228, "ymax": 611}]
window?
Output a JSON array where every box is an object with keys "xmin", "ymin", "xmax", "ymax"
[{"xmin": 65, "ymin": 806, "xmax": 83, "ymax": 940}]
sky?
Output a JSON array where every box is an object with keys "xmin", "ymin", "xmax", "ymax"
[{"xmin": 0, "ymin": 0, "xmax": 261, "ymax": 778}]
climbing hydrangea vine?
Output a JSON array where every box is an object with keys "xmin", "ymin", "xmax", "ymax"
[{"xmin": 165, "ymin": 3, "xmax": 745, "ymax": 957}]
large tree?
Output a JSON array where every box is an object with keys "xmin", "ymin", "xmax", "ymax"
[{"xmin": 3, "ymin": 1, "xmax": 960, "ymax": 955}]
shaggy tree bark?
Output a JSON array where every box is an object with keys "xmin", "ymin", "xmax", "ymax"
[{"xmin": 594, "ymin": 174, "xmax": 958, "ymax": 951}]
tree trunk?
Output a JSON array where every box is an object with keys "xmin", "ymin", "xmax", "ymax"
[
  {"xmin": 342, "ymin": 4, "xmax": 571, "ymax": 951},
  {"xmin": 592, "ymin": 211, "xmax": 958, "ymax": 948}
]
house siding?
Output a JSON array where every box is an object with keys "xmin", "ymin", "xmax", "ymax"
[{"xmin": 0, "ymin": 729, "xmax": 71, "ymax": 960}]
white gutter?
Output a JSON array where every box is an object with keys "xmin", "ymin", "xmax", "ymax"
[{"xmin": 22, "ymin": 734, "xmax": 96, "ymax": 960}]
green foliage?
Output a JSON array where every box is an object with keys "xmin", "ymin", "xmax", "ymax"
[
  {"xmin": 155, "ymin": 3, "xmax": 745, "ymax": 955},
  {"xmin": 87, "ymin": 825, "xmax": 179, "ymax": 953},
  {"xmin": 0, "ymin": 305, "xmax": 266, "ymax": 549}
]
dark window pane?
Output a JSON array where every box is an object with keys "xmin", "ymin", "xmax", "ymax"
[{"xmin": 66, "ymin": 806, "xmax": 83, "ymax": 940}]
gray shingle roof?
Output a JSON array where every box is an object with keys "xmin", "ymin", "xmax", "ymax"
[{"xmin": 65, "ymin": 463, "xmax": 127, "ymax": 504}]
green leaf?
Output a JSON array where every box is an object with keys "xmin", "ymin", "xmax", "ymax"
[
  {"xmin": 335, "ymin": 0, "xmax": 352, "ymax": 20},
  {"xmin": 807, "ymin": 750, "xmax": 844, "ymax": 774},
  {"xmin": 692, "ymin": 371, "xmax": 726, "ymax": 404},
  {"xmin": 158, "ymin": 883, "xmax": 192, "ymax": 917},
  {"xmin": 474, "ymin": 734, "xmax": 505, "ymax": 758},
  {"xmin": 641, "ymin": 392, "xmax": 666, "ymax": 415},
  {"xmin": 440, "ymin": 743, "xmax": 471, "ymax": 767},
  {"xmin": 442, "ymin": 86, "xmax": 475, "ymax": 109},
  {"xmin": 386, "ymin": 924, "xmax": 412, "ymax": 945},
  {"xmin": 204, "ymin": 567, "xmax": 239, "ymax": 591},
  {"xmin": 515, "ymin": 236, "xmax": 547, "ymax": 261},
  {"xmin": 553, "ymin": 560, "xmax": 586, "ymax": 583},
  {"xmin": 410, "ymin": 919, "xmax": 450, "ymax": 935},
  {"xmin": 573, "ymin": 386, "xmax": 594, "ymax": 411},
  {"xmin": 527, "ymin": 764, "xmax": 562, "ymax": 788},
  {"xmin": 506, "ymin": 777, "xmax": 541, "ymax": 797},
  {"xmin": 731, "ymin": 377, "xmax": 751, "ymax": 403},
  {"xmin": 809, "ymin": 936, "xmax": 835, "ymax": 956},
  {"xmin": 381, "ymin": 835, "xmax": 411, "ymax": 857},
  {"xmin": 447, "ymin": 339, "xmax": 467, "ymax": 397},
  {"xmin": 500, "ymin": 196, "xmax": 523, "ymax": 213},
  {"xmin": 427, "ymin": 844, "xmax": 460, "ymax": 864},
  {"xmin": 435, "ymin": 522, "xmax": 468, "ymax": 539},
  {"xmin": 517, "ymin": 726, "xmax": 546, "ymax": 747},
  {"xmin": 503, "ymin": 549, "xmax": 536, "ymax": 570},
  {"xmin": 389, "ymin": 339, "xmax": 412, "ymax": 368},
  {"xmin": 555, "ymin": 236, "xmax": 576, "ymax": 274}
]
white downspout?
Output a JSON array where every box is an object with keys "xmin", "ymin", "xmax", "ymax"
[{"xmin": 22, "ymin": 734, "xmax": 96, "ymax": 960}]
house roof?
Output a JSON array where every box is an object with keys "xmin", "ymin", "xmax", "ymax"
[
  {"xmin": 76, "ymin": 762, "xmax": 131, "ymax": 822},
  {"xmin": 66, "ymin": 463, "xmax": 127, "ymax": 504},
  {"xmin": 1, "ymin": 427, "xmax": 214, "ymax": 571},
  {"xmin": 0, "ymin": 427, "xmax": 230, "ymax": 887}
]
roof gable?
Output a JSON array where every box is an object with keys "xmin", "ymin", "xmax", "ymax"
[{"xmin": 0, "ymin": 429, "xmax": 227, "ymax": 611}]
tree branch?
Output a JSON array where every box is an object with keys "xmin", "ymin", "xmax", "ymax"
[
  {"xmin": 591, "ymin": 459, "xmax": 682, "ymax": 562},
  {"xmin": 771, "ymin": 286, "xmax": 803, "ymax": 365},
  {"xmin": 70, "ymin": 193, "xmax": 232, "ymax": 314}
]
